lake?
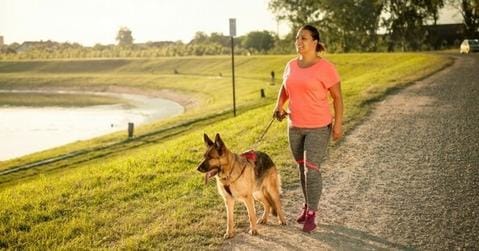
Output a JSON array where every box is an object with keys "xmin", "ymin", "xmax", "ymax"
[{"xmin": 0, "ymin": 92, "xmax": 184, "ymax": 161}]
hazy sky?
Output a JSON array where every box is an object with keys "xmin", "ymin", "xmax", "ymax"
[
  {"xmin": 0, "ymin": 0, "xmax": 462, "ymax": 46},
  {"xmin": 0, "ymin": 0, "xmax": 289, "ymax": 46}
]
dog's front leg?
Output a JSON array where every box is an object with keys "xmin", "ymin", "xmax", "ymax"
[
  {"xmin": 244, "ymin": 196, "xmax": 258, "ymax": 236},
  {"xmin": 224, "ymin": 198, "xmax": 235, "ymax": 239}
]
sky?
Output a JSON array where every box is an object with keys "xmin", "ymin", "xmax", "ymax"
[
  {"xmin": 437, "ymin": 4, "xmax": 463, "ymax": 24},
  {"xmin": 0, "ymin": 0, "xmax": 290, "ymax": 46},
  {"xmin": 0, "ymin": 0, "xmax": 463, "ymax": 46}
]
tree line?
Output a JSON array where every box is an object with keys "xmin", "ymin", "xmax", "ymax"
[
  {"xmin": 1, "ymin": 0, "xmax": 477, "ymax": 59},
  {"xmin": 0, "ymin": 28, "xmax": 282, "ymax": 60},
  {"xmin": 269, "ymin": 0, "xmax": 478, "ymax": 52}
]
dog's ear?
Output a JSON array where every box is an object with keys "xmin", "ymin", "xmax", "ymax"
[
  {"xmin": 204, "ymin": 133, "xmax": 214, "ymax": 147},
  {"xmin": 214, "ymin": 133, "xmax": 226, "ymax": 155}
]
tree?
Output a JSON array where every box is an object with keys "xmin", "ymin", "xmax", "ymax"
[
  {"xmin": 209, "ymin": 32, "xmax": 230, "ymax": 47},
  {"xmin": 269, "ymin": 0, "xmax": 322, "ymax": 32},
  {"xmin": 189, "ymin": 32, "xmax": 209, "ymax": 44},
  {"xmin": 448, "ymin": 0, "xmax": 479, "ymax": 37},
  {"xmin": 242, "ymin": 31, "xmax": 276, "ymax": 53},
  {"xmin": 116, "ymin": 27, "xmax": 134, "ymax": 47},
  {"xmin": 317, "ymin": 0, "xmax": 383, "ymax": 52},
  {"xmin": 268, "ymin": 0, "xmax": 448, "ymax": 52},
  {"xmin": 462, "ymin": 0, "xmax": 479, "ymax": 36},
  {"xmin": 269, "ymin": 0, "xmax": 383, "ymax": 52},
  {"xmin": 382, "ymin": 0, "xmax": 445, "ymax": 51}
]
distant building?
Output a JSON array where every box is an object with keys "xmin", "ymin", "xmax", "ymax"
[
  {"xmin": 0, "ymin": 36, "xmax": 4, "ymax": 47},
  {"xmin": 424, "ymin": 23, "xmax": 466, "ymax": 49},
  {"xmin": 16, "ymin": 41, "xmax": 52, "ymax": 53},
  {"xmin": 16, "ymin": 41, "xmax": 37, "ymax": 53}
]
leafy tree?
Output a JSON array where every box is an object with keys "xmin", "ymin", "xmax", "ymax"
[
  {"xmin": 209, "ymin": 32, "xmax": 230, "ymax": 47},
  {"xmin": 269, "ymin": 0, "xmax": 383, "ymax": 52},
  {"xmin": 318, "ymin": 0, "xmax": 384, "ymax": 52},
  {"xmin": 382, "ymin": 0, "xmax": 445, "ymax": 51},
  {"xmin": 268, "ymin": 0, "xmax": 322, "ymax": 32},
  {"xmin": 462, "ymin": 0, "xmax": 479, "ymax": 36},
  {"xmin": 448, "ymin": 0, "xmax": 479, "ymax": 36},
  {"xmin": 270, "ymin": 32, "xmax": 295, "ymax": 54},
  {"xmin": 268, "ymin": 0, "xmax": 447, "ymax": 52},
  {"xmin": 189, "ymin": 32, "xmax": 209, "ymax": 44},
  {"xmin": 0, "ymin": 45, "xmax": 17, "ymax": 55},
  {"xmin": 242, "ymin": 31, "xmax": 276, "ymax": 53},
  {"xmin": 189, "ymin": 32, "xmax": 230, "ymax": 47},
  {"xmin": 116, "ymin": 27, "xmax": 134, "ymax": 47}
]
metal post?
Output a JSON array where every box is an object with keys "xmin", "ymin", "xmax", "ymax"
[
  {"xmin": 229, "ymin": 18, "xmax": 237, "ymax": 117},
  {"xmin": 231, "ymin": 36, "xmax": 236, "ymax": 117}
]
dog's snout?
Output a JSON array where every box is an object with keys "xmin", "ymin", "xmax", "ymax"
[{"xmin": 197, "ymin": 159, "xmax": 208, "ymax": 173}]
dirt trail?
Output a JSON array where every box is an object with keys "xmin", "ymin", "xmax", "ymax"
[{"xmin": 222, "ymin": 54, "xmax": 479, "ymax": 250}]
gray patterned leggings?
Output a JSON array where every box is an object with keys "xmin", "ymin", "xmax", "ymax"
[{"xmin": 288, "ymin": 125, "xmax": 331, "ymax": 211}]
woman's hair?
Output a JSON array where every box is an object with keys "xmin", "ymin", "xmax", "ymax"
[{"xmin": 300, "ymin": 24, "xmax": 325, "ymax": 52}]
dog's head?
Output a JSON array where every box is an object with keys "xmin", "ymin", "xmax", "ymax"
[{"xmin": 197, "ymin": 133, "xmax": 227, "ymax": 184}]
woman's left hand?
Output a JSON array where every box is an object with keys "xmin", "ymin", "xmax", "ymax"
[{"xmin": 332, "ymin": 123, "xmax": 343, "ymax": 141}]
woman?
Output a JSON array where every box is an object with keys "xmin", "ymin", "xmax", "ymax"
[{"xmin": 273, "ymin": 24, "xmax": 343, "ymax": 232}]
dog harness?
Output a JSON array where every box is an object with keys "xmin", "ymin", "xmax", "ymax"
[{"xmin": 240, "ymin": 150, "xmax": 257, "ymax": 162}]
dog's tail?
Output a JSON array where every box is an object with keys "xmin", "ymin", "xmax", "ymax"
[{"xmin": 277, "ymin": 173, "xmax": 283, "ymax": 195}]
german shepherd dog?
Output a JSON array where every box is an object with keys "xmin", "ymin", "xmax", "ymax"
[{"xmin": 197, "ymin": 133, "xmax": 286, "ymax": 238}]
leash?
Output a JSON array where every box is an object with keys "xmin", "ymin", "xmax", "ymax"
[
  {"xmin": 253, "ymin": 110, "xmax": 289, "ymax": 147},
  {"xmin": 251, "ymin": 117, "xmax": 275, "ymax": 149}
]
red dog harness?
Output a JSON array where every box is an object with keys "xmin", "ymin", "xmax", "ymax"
[{"xmin": 240, "ymin": 149, "xmax": 257, "ymax": 163}]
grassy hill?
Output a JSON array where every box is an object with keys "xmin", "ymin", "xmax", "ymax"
[{"xmin": 0, "ymin": 53, "xmax": 453, "ymax": 249}]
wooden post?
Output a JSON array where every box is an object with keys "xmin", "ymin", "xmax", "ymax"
[
  {"xmin": 260, "ymin": 89, "xmax": 265, "ymax": 98},
  {"xmin": 128, "ymin": 122, "xmax": 134, "ymax": 138}
]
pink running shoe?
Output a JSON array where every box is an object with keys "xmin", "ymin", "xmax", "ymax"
[
  {"xmin": 296, "ymin": 204, "xmax": 307, "ymax": 224},
  {"xmin": 302, "ymin": 210, "xmax": 317, "ymax": 232}
]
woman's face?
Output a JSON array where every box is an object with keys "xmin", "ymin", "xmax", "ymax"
[{"xmin": 295, "ymin": 29, "xmax": 317, "ymax": 54}]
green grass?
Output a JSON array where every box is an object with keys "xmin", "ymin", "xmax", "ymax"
[
  {"xmin": 0, "ymin": 53, "xmax": 453, "ymax": 249},
  {"xmin": 0, "ymin": 92, "xmax": 128, "ymax": 107}
]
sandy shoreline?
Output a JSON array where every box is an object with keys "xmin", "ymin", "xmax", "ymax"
[
  {"xmin": 0, "ymin": 85, "xmax": 200, "ymax": 111},
  {"xmin": 99, "ymin": 85, "xmax": 200, "ymax": 111}
]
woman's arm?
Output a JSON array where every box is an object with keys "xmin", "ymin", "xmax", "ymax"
[{"xmin": 329, "ymin": 82, "xmax": 343, "ymax": 140}]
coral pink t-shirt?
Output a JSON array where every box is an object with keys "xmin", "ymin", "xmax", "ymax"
[{"xmin": 283, "ymin": 58, "xmax": 340, "ymax": 128}]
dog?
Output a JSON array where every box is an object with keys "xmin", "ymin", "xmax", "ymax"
[{"xmin": 197, "ymin": 133, "xmax": 286, "ymax": 238}]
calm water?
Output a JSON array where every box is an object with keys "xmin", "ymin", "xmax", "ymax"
[{"xmin": 0, "ymin": 92, "xmax": 184, "ymax": 161}]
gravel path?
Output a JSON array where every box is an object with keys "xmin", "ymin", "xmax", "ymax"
[{"xmin": 222, "ymin": 54, "xmax": 479, "ymax": 250}]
